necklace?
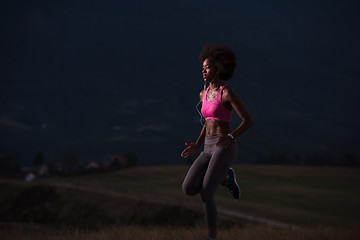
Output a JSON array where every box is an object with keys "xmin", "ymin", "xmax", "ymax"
[
  {"xmin": 209, "ymin": 85, "xmax": 221, "ymax": 99},
  {"xmin": 209, "ymin": 90, "xmax": 218, "ymax": 98},
  {"xmin": 208, "ymin": 79, "xmax": 223, "ymax": 99},
  {"xmin": 210, "ymin": 85, "xmax": 220, "ymax": 91}
]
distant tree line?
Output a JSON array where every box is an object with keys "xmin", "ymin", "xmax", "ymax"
[
  {"xmin": 256, "ymin": 153, "xmax": 360, "ymax": 167},
  {"xmin": 2, "ymin": 151, "xmax": 359, "ymax": 180},
  {"xmin": 0, "ymin": 151, "xmax": 139, "ymax": 180}
]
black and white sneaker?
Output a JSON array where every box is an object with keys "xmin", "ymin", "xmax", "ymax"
[{"xmin": 224, "ymin": 167, "xmax": 240, "ymax": 200}]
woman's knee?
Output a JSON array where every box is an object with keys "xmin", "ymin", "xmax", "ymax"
[
  {"xmin": 182, "ymin": 182, "xmax": 198, "ymax": 196},
  {"xmin": 200, "ymin": 183, "xmax": 217, "ymax": 201}
]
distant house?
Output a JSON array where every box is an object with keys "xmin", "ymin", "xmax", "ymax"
[
  {"xmin": 22, "ymin": 163, "xmax": 50, "ymax": 181},
  {"xmin": 83, "ymin": 159, "xmax": 100, "ymax": 169},
  {"xmin": 21, "ymin": 167, "xmax": 37, "ymax": 181},
  {"xmin": 25, "ymin": 172, "xmax": 36, "ymax": 182}
]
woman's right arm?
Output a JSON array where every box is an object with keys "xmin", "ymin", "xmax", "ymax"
[
  {"xmin": 195, "ymin": 124, "xmax": 206, "ymax": 146},
  {"xmin": 181, "ymin": 125, "xmax": 205, "ymax": 158},
  {"xmin": 181, "ymin": 90, "xmax": 206, "ymax": 158}
]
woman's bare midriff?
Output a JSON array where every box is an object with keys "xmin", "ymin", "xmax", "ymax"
[{"xmin": 205, "ymin": 119, "xmax": 232, "ymax": 137}]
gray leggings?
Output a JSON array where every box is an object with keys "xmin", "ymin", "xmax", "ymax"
[{"xmin": 182, "ymin": 135, "xmax": 238, "ymax": 238}]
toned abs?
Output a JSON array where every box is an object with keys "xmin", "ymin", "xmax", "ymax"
[{"xmin": 205, "ymin": 119, "xmax": 232, "ymax": 137}]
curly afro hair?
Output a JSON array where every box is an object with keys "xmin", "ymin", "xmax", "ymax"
[{"xmin": 199, "ymin": 43, "xmax": 236, "ymax": 81}]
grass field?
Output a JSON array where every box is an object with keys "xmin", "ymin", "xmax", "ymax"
[
  {"xmin": 1, "ymin": 164, "xmax": 360, "ymax": 239},
  {"xmin": 1, "ymin": 223, "xmax": 359, "ymax": 240}
]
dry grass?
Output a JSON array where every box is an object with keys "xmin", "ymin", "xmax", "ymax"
[
  {"xmin": 42, "ymin": 164, "xmax": 360, "ymax": 226},
  {"xmin": 1, "ymin": 165, "xmax": 360, "ymax": 239},
  {"xmin": 1, "ymin": 223, "xmax": 359, "ymax": 240}
]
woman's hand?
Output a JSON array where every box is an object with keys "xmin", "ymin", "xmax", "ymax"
[
  {"xmin": 215, "ymin": 135, "xmax": 233, "ymax": 148},
  {"xmin": 181, "ymin": 143, "xmax": 200, "ymax": 158}
]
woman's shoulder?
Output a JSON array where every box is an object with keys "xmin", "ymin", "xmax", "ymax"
[
  {"xmin": 222, "ymin": 85, "xmax": 238, "ymax": 100},
  {"xmin": 199, "ymin": 89, "xmax": 206, "ymax": 99},
  {"xmin": 222, "ymin": 84, "xmax": 233, "ymax": 95}
]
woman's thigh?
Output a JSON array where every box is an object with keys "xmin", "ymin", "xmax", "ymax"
[
  {"xmin": 182, "ymin": 152, "xmax": 211, "ymax": 195},
  {"xmin": 202, "ymin": 143, "xmax": 238, "ymax": 194}
]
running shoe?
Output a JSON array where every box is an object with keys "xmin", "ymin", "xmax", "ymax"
[{"xmin": 224, "ymin": 167, "xmax": 240, "ymax": 200}]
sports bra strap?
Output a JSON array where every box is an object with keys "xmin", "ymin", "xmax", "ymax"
[{"xmin": 216, "ymin": 85, "xmax": 227, "ymax": 101}]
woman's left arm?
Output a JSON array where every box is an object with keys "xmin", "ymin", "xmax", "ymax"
[
  {"xmin": 216, "ymin": 88, "xmax": 253, "ymax": 147},
  {"xmin": 227, "ymin": 88, "xmax": 253, "ymax": 138}
]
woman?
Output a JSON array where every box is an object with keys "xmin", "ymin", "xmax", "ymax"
[{"xmin": 181, "ymin": 43, "xmax": 253, "ymax": 240}]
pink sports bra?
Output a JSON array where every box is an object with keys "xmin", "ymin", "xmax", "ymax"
[{"xmin": 201, "ymin": 85, "xmax": 232, "ymax": 122}]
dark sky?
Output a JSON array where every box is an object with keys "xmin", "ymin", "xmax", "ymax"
[{"xmin": 1, "ymin": 0, "xmax": 360, "ymax": 165}]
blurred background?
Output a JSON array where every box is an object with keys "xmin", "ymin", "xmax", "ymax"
[{"xmin": 1, "ymin": 0, "xmax": 359, "ymax": 171}]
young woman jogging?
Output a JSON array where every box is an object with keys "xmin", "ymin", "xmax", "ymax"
[{"xmin": 181, "ymin": 43, "xmax": 253, "ymax": 240}]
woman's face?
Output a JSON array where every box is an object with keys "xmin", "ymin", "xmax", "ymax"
[{"xmin": 202, "ymin": 58, "xmax": 218, "ymax": 83}]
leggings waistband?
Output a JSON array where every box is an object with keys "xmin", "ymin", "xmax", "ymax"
[
  {"xmin": 204, "ymin": 135, "xmax": 224, "ymax": 145},
  {"xmin": 204, "ymin": 134, "xmax": 237, "ymax": 145}
]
